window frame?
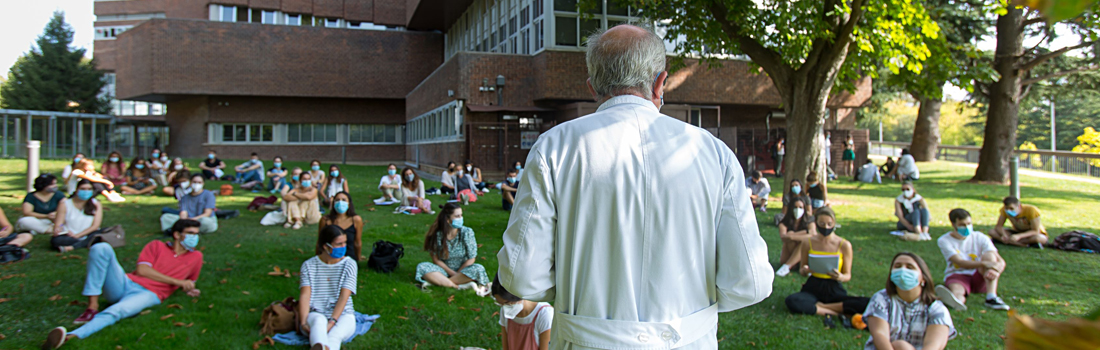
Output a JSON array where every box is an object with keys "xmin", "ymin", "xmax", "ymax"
[
  {"xmin": 286, "ymin": 123, "xmax": 339, "ymax": 144},
  {"xmin": 211, "ymin": 123, "xmax": 275, "ymax": 144}
]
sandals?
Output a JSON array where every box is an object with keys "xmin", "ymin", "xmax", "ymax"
[{"xmin": 292, "ymin": 222, "xmax": 302, "ymax": 230}]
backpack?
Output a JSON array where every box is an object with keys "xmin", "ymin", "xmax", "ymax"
[
  {"xmin": 367, "ymin": 240, "xmax": 404, "ymax": 273},
  {"xmin": 220, "ymin": 184, "xmax": 233, "ymax": 196},
  {"xmin": 0, "ymin": 244, "xmax": 29, "ymax": 264},
  {"xmin": 1050, "ymin": 230, "xmax": 1100, "ymax": 253},
  {"xmin": 258, "ymin": 297, "xmax": 298, "ymax": 335}
]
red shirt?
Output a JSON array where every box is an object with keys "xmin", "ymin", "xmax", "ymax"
[{"xmin": 127, "ymin": 241, "xmax": 204, "ymax": 301}]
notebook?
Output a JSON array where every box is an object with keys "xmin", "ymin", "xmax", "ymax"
[{"xmin": 808, "ymin": 254, "xmax": 840, "ymax": 275}]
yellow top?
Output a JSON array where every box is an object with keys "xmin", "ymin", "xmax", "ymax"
[
  {"xmin": 1001, "ymin": 204, "xmax": 1047, "ymax": 236},
  {"xmin": 809, "ymin": 244, "xmax": 844, "ymax": 280}
]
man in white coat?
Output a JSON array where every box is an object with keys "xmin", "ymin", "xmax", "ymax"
[{"xmin": 497, "ymin": 24, "xmax": 773, "ymax": 349}]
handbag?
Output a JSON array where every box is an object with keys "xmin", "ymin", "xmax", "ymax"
[
  {"xmin": 367, "ymin": 240, "xmax": 404, "ymax": 273},
  {"xmin": 91, "ymin": 225, "xmax": 126, "ymax": 248},
  {"xmin": 258, "ymin": 297, "xmax": 298, "ymax": 335}
]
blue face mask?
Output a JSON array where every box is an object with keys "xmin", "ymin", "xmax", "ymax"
[
  {"xmin": 77, "ymin": 190, "xmax": 94, "ymax": 201},
  {"xmin": 292, "ymin": 175, "xmax": 299, "ymax": 181},
  {"xmin": 1006, "ymin": 209, "xmax": 1018, "ymax": 217},
  {"xmin": 890, "ymin": 267, "xmax": 921, "ymax": 291},
  {"xmin": 135, "ymin": 164, "xmax": 145, "ymax": 169},
  {"xmin": 182, "ymin": 234, "xmax": 200, "ymax": 250},
  {"xmin": 274, "ymin": 162, "xmax": 282, "ymax": 168},
  {"xmin": 516, "ymin": 165, "xmax": 522, "ymax": 170},
  {"xmin": 334, "ymin": 200, "xmax": 349, "ymax": 214},
  {"xmin": 810, "ymin": 183, "xmax": 818, "ymax": 188},
  {"xmin": 330, "ymin": 170, "xmax": 340, "ymax": 177},
  {"xmin": 311, "ymin": 165, "xmax": 320, "ymax": 171},
  {"xmin": 207, "ymin": 154, "xmax": 215, "ymax": 159},
  {"xmin": 301, "ymin": 180, "xmax": 312, "ymax": 188},
  {"xmin": 74, "ymin": 157, "xmax": 83, "ymax": 163},
  {"xmin": 450, "ymin": 217, "xmax": 464, "ymax": 229},
  {"xmin": 508, "ymin": 177, "xmax": 517, "ymax": 183},
  {"xmin": 152, "ymin": 152, "xmax": 160, "ymax": 158},
  {"xmin": 791, "ymin": 185, "xmax": 801, "ymax": 195},
  {"xmin": 109, "ymin": 157, "xmax": 119, "ymax": 163},
  {"xmin": 327, "ymin": 244, "xmax": 347, "ymax": 259},
  {"xmin": 957, "ymin": 224, "xmax": 973, "ymax": 237},
  {"xmin": 388, "ymin": 169, "xmax": 397, "ymax": 176}
]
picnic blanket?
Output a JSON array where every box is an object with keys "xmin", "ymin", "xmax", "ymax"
[{"xmin": 271, "ymin": 312, "xmax": 380, "ymax": 346}]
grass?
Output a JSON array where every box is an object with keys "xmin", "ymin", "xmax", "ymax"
[{"xmin": 0, "ymin": 158, "xmax": 1098, "ymax": 349}]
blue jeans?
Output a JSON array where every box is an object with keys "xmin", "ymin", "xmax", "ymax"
[
  {"xmin": 71, "ymin": 243, "xmax": 161, "ymax": 339},
  {"xmin": 267, "ymin": 177, "xmax": 286, "ymax": 191},
  {"xmin": 237, "ymin": 169, "xmax": 262, "ymax": 183},
  {"xmin": 897, "ymin": 207, "xmax": 930, "ymax": 231}
]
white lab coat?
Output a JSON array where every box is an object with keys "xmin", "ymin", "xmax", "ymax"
[{"xmin": 497, "ymin": 95, "xmax": 773, "ymax": 349}]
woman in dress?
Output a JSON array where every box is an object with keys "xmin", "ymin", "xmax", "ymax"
[
  {"xmin": 415, "ymin": 203, "xmax": 490, "ymax": 295},
  {"xmin": 100, "ymin": 151, "xmax": 127, "ymax": 187},
  {"xmin": 119, "ymin": 157, "xmax": 158, "ymax": 195}
]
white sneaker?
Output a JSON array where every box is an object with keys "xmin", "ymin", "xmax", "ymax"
[
  {"xmin": 106, "ymin": 192, "xmax": 126, "ymax": 203},
  {"xmin": 482, "ymin": 188, "xmax": 490, "ymax": 193},
  {"xmin": 935, "ymin": 285, "xmax": 967, "ymax": 311},
  {"xmin": 461, "ymin": 194, "xmax": 469, "ymax": 205},
  {"xmin": 775, "ymin": 265, "xmax": 791, "ymax": 277}
]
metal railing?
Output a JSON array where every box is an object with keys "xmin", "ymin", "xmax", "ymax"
[{"xmin": 870, "ymin": 141, "xmax": 1100, "ymax": 178}]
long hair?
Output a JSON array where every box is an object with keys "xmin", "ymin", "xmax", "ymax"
[
  {"xmin": 402, "ymin": 167, "xmax": 420, "ymax": 191},
  {"xmin": 328, "ymin": 164, "xmax": 345, "ymax": 183},
  {"xmin": 76, "ymin": 159, "xmax": 96, "ymax": 173},
  {"xmin": 780, "ymin": 201, "xmax": 808, "ymax": 230},
  {"xmin": 171, "ymin": 170, "xmax": 191, "ymax": 185},
  {"xmin": 34, "ymin": 174, "xmax": 57, "ymax": 192},
  {"xmin": 71, "ymin": 153, "xmax": 85, "ymax": 168},
  {"xmin": 788, "ymin": 179, "xmax": 803, "ymax": 197},
  {"xmin": 71, "ymin": 179, "xmax": 98, "ymax": 216},
  {"xmin": 424, "ymin": 202, "xmax": 462, "ymax": 260},
  {"xmin": 104, "ymin": 151, "xmax": 124, "ymax": 172},
  {"xmin": 127, "ymin": 157, "xmax": 147, "ymax": 176},
  {"xmin": 885, "ymin": 252, "xmax": 937, "ymax": 306},
  {"xmin": 315, "ymin": 224, "xmax": 347, "ymax": 256},
  {"xmin": 325, "ymin": 191, "xmax": 357, "ymax": 221}
]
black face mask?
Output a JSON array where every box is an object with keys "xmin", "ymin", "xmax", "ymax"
[{"xmin": 817, "ymin": 226, "xmax": 835, "ymax": 236}]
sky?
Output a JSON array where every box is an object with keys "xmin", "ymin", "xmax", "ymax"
[{"xmin": 0, "ymin": 0, "xmax": 94, "ymax": 78}]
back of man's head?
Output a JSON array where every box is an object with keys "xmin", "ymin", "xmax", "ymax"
[
  {"xmin": 585, "ymin": 24, "xmax": 666, "ymax": 100},
  {"xmin": 751, "ymin": 170, "xmax": 763, "ymax": 180}
]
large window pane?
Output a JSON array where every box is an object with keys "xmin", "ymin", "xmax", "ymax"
[
  {"xmin": 249, "ymin": 125, "xmax": 261, "ymax": 142},
  {"xmin": 554, "ymin": 0, "xmax": 576, "ymax": 12},
  {"xmin": 221, "ymin": 6, "xmax": 234, "ymax": 22},
  {"xmin": 324, "ymin": 124, "xmax": 336, "ymax": 142},
  {"xmin": 261, "ymin": 125, "xmax": 272, "ymax": 142},
  {"xmin": 580, "ymin": 18, "xmax": 600, "ymax": 44},
  {"xmin": 222, "ymin": 125, "xmax": 234, "ymax": 142},
  {"xmin": 555, "ymin": 16, "xmax": 577, "ymax": 46},
  {"xmin": 236, "ymin": 6, "xmax": 248, "ymax": 22},
  {"xmin": 288, "ymin": 124, "xmax": 300, "ymax": 142},
  {"xmin": 373, "ymin": 125, "xmax": 385, "ymax": 142},
  {"xmin": 233, "ymin": 125, "xmax": 246, "ymax": 142},
  {"xmin": 384, "ymin": 125, "xmax": 396, "ymax": 142},
  {"xmin": 607, "ymin": 2, "xmax": 629, "ymax": 16},
  {"xmin": 311, "ymin": 124, "xmax": 324, "ymax": 142}
]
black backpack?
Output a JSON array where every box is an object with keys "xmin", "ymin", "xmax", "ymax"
[
  {"xmin": 0, "ymin": 244, "xmax": 29, "ymax": 264},
  {"xmin": 367, "ymin": 240, "xmax": 404, "ymax": 273}
]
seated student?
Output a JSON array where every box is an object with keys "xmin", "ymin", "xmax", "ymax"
[
  {"xmin": 62, "ymin": 153, "xmax": 86, "ymax": 192},
  {"xmin": 857, "ymin": 159, "xmax": 882, "ymax": 183},
  {"xmin": 865, "ymin": 252, "xmax": 956, "ymax": 350},
  {"xmin": 415, "ymin": 203, "xmax": 490, "ymax": 295},
  {"xmin": 50, "ymin": 180, "xmax": 105, "ymax": 252},
  {"xmin": 266, "ymin": 156, "xmax": 289, "ymax": 192},
  {"xmin": 69, "ymin": 159, "xmax": 125, "ymax": 203},
  {"xmin": 161, "ymin": 170, "xmax": 191, "ymax": 199},
  {"xmin": 0, "ymin": 207, "xmax": 33, "ymax": 261},
  {"xmin": 398, "ymin": 167, "xmax": 433, "ymax": 214},
  {"xmin": 747, "ymin": 170, "xmax": 771, "ymax": 212},
  {"xmin": 234, "ymin": 153, "xmax": 265, "ymax": 189},
  {"xmin": 41, "ymin": 219, "xmax": 204, "ymax": 349},
  {"xmin": 492, "ymin": 273, "xmax": 554, "ymax": 350},
  {"xmin": 464, "ymin": 160, "xmax": 489, "ymax": 192},
  {"xmin": 298, "ymin": 225, "xmax": 358, "ymax": 350},
  {"xmin": 889, "ymin": 149, "xmax": 920, "ymax": 181},
  {"xmin": 160, "ymin": 174, "xmax": 218, "ymax": 234},
  {"xmin": 807, "ymin": 171, "xmax": 828, "ymax": 210},
  {"xmin": 17, "ymin": 174, "xmax": 65, "ymax": 235},
  {"xmin": 320, "ymin": 165, "xmax": 348, "ymax": 209},
  {"xmin": 895, "ymin": 182, "xmax": 931, "ymax": 240},
  {"xmin": 990, "ymin": 196, "xmax": 1048, "ymax": 247},
  {"xmin": 165, "ymin": 158, "xmax": 189, "ymax": 186},
  {"xmin": 319, "ymin": 192, "xmax": 364, "ymax": 261},
  {"xmin": 785, "ymin": 207, "xmax": 870, "ymax": 317},
  {"xmin": 496, "ymin": 161, "xmax": 525, "ymax": 190},
  {"xmin": 376, "ymin": 164, "xmax": 403, "ymax": 205},
  {"xmin": 935, "ymin": 208, "xmax": 1010, "ymax": 311},
  {"xmin": 282, "ymin": 169, "xmax": 321, "ymax": 230},
  {"xmin": 100, "ymin": 152, "xmax": 128, "ymax": 188},
  {"xmin": 440, "ymin": 161, "xmax": 458, "ymax": 195},
  {"xmin": 308, "ymin": 160, "xmax": 326, "ymax": 190},
  {"xmin": 149, "ymin": 150, "xmax": 169, "ymax": 186},
  {"xmin": 452, "ymin": 168, "xmax": 482, "ymax": 205},
  {"xmin": 501, "ymin": 169, "xmax": 520, "ymax": 211},
  {"xmin": 119, "ymin": 158, "xmax": 158, "ymax": 195},
  {"xmin": 198, "ymin": 150, "xmax": 227, "ymax": 180},
  {"xmin": 776, "ymin": 200, "xmax": 815, "ymax": 277},
  {"xmin": 880, "ymin": 157, "xmax": 897, "ymax": 179},
  {"xmin": 775, "ymin": 179, "xmax": 811, "ymax": 225}
]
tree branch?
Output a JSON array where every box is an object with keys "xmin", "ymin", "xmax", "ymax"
[
  {"xmin": 825, "ymin": 0, "xmax": 867, "ymax": 61},
  {"xmin": 706, "ymin": 3, "xmax": 794, "ymax": 88},
  {"xmin": 1019, "ymin": 40, "xmax": 1096, "ymax": 72},
  {"xmin": 1022, "ymin": 16, "xmax": 1046, "ymax": 27},
  {"xmin": 1021, "ymin": 65, "xmax": 1100, "ymax": 85}
]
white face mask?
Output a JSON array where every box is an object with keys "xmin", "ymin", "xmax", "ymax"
[
  {"xmin": 160, "ymin": 156, "xmax": 169, "ymax": 162},
  {"xmin": 501, "ymin": 302, "xmax": 524, "ymax": 319},
  {"xmin": 174, "ymin": 164, "xmax": 183, "ymax": 170},
  {"xmin": 192, "ymin": 183, "xmax": 204, "ymax": 192},
  {"xmin": 180, "ymin": 181, "xmax": 191, "ymax": 189},
  {"xmin": 793, "ymin": 208, "xmax": 805, "ymax": 219},
  {"xmin": 466, "ymin": 166, "xmax": 472, "ymax": 172},
  {"xmin": 903, "ymin": 189, "xmax": 914, "ymax": 198}
]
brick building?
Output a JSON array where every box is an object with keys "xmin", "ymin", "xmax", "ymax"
[{"xmin": 94, "ymin": 0, "xmax": 871, "ymax": 177}]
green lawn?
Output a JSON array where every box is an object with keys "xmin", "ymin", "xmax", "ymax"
[{"xmin": 0, "ymin": 158, "xmax": 1097, "ymax": 349}]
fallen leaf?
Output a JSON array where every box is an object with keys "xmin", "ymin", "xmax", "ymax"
[
  {"xmin": 116, "ymin": 346, "xmax": 122, "ymax": 349},
  {"xmin": 68, "ymin": 300, "xmax": 86, "ymax": 306},
  {"xmin": 174, "ymin": 322, "xmax": 186, "ymax": 327},
  {"xmin": 1020, "ymin": 299, "xmax": 1026, "ymax": 304},
  {"xmin": 242, "ymin": 291, "xmax": 251, "ymax": 295},
  {"xmin": 140, "ymin": 310, "xmax": 152, "ymax": 315},
  {"xmin": 283, "ymin": 271, "xmax": 291, "ymax": 278},
  {"xmin": 249, "ymin": 308, "xmax": 257, "ymax": 312},
  {"xmin": 0, "ymin": 334, "xmax": 5, "ymax": 340},
  {"xmin": 368, "ymin": 207, "xmax": 376, "ymax": 212},
  {"xmin": 471, "ymin": 308, "xmax": 481, "ymax": 312},
  {"xmin": 166, "ymin": 304, "xmax": 182, "ymax": 309},
  {"xmin": 48, "ymin": 294, "xmax": 63, "ymax": 301},
  {"xmin": 208, "ymin": 304, "xmax": 214, "ymax": 309},
  {"xmin": 297, "ymin": 248, "xmax": 305, "ymax": 255},
  {"xmin": 438, "ymin": 331, "xmax": 454, "ymax": 335},
  {"xmin": 397, "ymin": 316, "xmax": 408, "ymax": 320},
  {"xmin": 1044, "ymin": 284, "xmax": 1051, "ymax": 289},
  {"xmin": 279, "ymin": 233, "xmax": 288, "ymax": 236},
  {"xmin": 52, "ymin": 280, "xmax": 61, "ymax": 287},
  {"xmin": 492, "ymin": 311, "xmax": 499, "ymax": 317},
  {"xmin": 980, "ymin": 310, "xmax": 987, "ymax": 314},
  {"xmin": 160, "ymin": 314, "xmax": 174, "ymax": 320},
  {"xmin": 477, "ymin": 244, "xmax": 483, "ymax": 248},
  {"xmin": 0, "ymin": 298, "xmax": 11, "ymax": 303},
  {"xmin": 234, "ymin": 244, "xmax": 241, "ymax": 248},
  {"xmin": 163, "ymin": 333, "xmax": 175, "ymax": 339},
  {"xmin": 219, "ymin": 279, "xmax": 228, "ymax": 284},
  {"xmin": 965, "ymin": 317, "xmax": 975, "ymax": 323},
  {"xmin": 251, "ymin": 336, "xmax": 275, "ymax": 349},
  {"xmin": 447, "ymin": 295, "xmax": 455, "ymax": 303},
  {"xmin": 202, "ymin": 329, "xmax": 207, "ymax": 334}
]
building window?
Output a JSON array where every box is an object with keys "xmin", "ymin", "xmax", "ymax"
[
  {"xmin": 287, "ymin": 124, "xmax": 338, "ymax": 143},
  {"xmin": 251, "ymin": 9, "xmax": 278, "ymax": 24},
  {"xmin": 221, "ymin": 5, "xmax": 236, "ymax": 22},
  {"xmin": 350, "ymin": 125, "xmax": 399, "ymax": 143},
  {"xmin": 217, "ymin": 124, "xmax": 273, "ymax": 143},
  {"xmin": 285, "ymin": 13, "xmax": 308, "ymax": 26},
  {"xmin": 555, "ymin": 16, "xmax": 577, "ymax": 46},
  {"xmin": 94, "ymin": 26, "xmax": 133, "ymax": 40},
  {"xmin": 407, "ymin": 101, "xmax": 463, "ymax": 144}
]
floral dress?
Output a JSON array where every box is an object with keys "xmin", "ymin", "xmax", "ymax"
[{"xmin": 415, "ymin": 226, "xmax": 489, "ymax": 285}]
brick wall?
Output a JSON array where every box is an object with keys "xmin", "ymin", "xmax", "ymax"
[
  {"xmin": 206, "ymin": 96, "xmax": 405, "ymax": 124},
  {"xmin": 165, "ymin": 96, "xmax": 210, "ymax": 157},
  {"xmin": 406, "ymin": 142, "xmax": 466, "ymax": 173},
  {"xmin": 206, "ymin": 144, "xmax": 404, "ymax": 163},
  {"xmin": 94, "ymin": 0, "xmax": 406, "ymax": 22}
]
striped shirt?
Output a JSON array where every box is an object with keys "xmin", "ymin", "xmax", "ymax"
[{"xmin": 299, "ymin": 256, "xmax": 357, "ymax": 316}]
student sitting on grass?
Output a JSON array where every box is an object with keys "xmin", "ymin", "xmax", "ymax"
[
  {"xmin": 440, "ymin": 161, "xmax": 457, "ymax": 195},
  {"xmin": 68, "ymin": 159, "xmax": 125, "ymax": 202},
  {"xmin": 775, "ymin": 179, "xmax": 811, "ymax": 225},
  {"xmin": 935, "ymin": 208, "xmax": 1010, "ymax": 311},
  {"xmin": 51, "ymin": 180, "xmax": 105, "ymax": 252},
  {"xmin": 501, "ymin": 168, "xmax": 520, "ymax": 211},
  {"xmin": 857, "ymin": 159, "xmax": 882, "ymax": 183},
  {"xmin": 880, "ymin": 157, "xmax": 897, "ymax": 179},
  {"xmin": 990, "ymin": 196, "xmax": 1048, "ymax": 247},
  {"xmin": 865, "ymin": 252, "xmax": 956, "ymax": 350},
  {"xmin": 319, "ymin": 192, "xmax": 363, "ymax": 261},
  {"xmin": 100, "ymin": 152, "xmax": 127, "ymax": 188},
  {"xmin": 235, "ymin": 153, "xmax": 265, "ymax": 189},
  {"xmin": 895, "ymin": 182, "xmax": 931, "ymax": 241},
  {"xmin": 464, "ymin": 160, "xmax": 489, "ymax": 192},
  {"xmin": 492, "ymin": 273, "xmax": 553, "ymax": 350},
  {"xmin": 452, "ymin": 168, "xmax": 482, "ymax": 205},
  {"xmin": 776, "ymin": 199, "xmax": 815, "ymax": 277},
  {"xmin": 807, "ymin": 171, "xmax": 828, "ymax": 209},
  {"xmin": 0, "ymin": 207, "xmax": 33, "ymax": 261},
  {"xmin": 118, "ymin": 158, "xmax": 157, "ymax": 195},
  {"xmin": 161, "ymin": 170, "xmax": 191, "ymax": 199},
  {"xmin": 748, "ymin": 170, "xmax": 770, "ymax": 212},
  {"xmin": 308, "ymin": 159, "xmax": 326, "ymax": 190},
  {"xmin": 266, "ymin": 156, "xmax": 289, "ymax": 193},
  {"xmin": 889, "ymin": 149, "xmax": 920, "ymax": 181},
  {"xmin": 376, "ymin": 164, "xmax": 403, "ymax": 205},
  {"xmin": 398, "ymin": 167, "xmax": 433, "ymax": 214},
  {"xmin": 160, "ymin": 174, "xmax": 218, "ymax": 234},
  {"xmin": 298, "ymin": 225, "xmax": 358, "ymax": 350},
  {"xmin": 62, "ymin": 153, "xmax": 85, "ymax": 192},
  {"xmin": 41, "ymin": 219, "xmax": 204, "ymax": 350},
  {"xmin": 415, "ymin": 203, "xmax": 490, "ymax": 295},
  {"xmin": 165, "ymin": 158, "xmax": 189, "ymax": 188},
  {"xmin": 16, "ymin": 174, "xmax": 65, "ymax": 235},
  {"xmin": 320, "ymin": 165, "xmax": 348, "ymax": 209},
  {"xmin": 785, "ymin": 207, "xmax": 870, "ymax": 317},
  {"xmin": 283, "ymin": 169, "xmax": 321, "ymax": 230},
  {"xmin": 198, "ymin": 150, "xmax": 227, "ymax": 181},
  {"xmin": 149, "ymin": 150, "xmax": 170, "ymax": 186}
]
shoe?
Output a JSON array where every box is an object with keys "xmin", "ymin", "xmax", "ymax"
[
  {"xmin": 43, "ymin": 326, "xmax": 67, "ymax": 349},
  {"xmin": 461, "ymin": 194, "xmax": 469, "ymax": 205},
  {"xmin": 775, "ymin": 265, "xmax": 791, "ymax": 277},
  {"xmin": 292, "ymin": 222, "xmax": 302, "ymax": 230},
  {"xmin": 985, "ymin": 296, "xmax": 1011, "ymax": 310},
  {"xmin": 822, "ymin": 315, "xmax": 837, "ymax": 329},
  {"xmin": 482, "ymin": 188, "xmax": 490, "ymax": 193},
  {"xmin": 221, "ymin": 210, "xmax": 240, "ymax": 219},
  {"xmin": 935, "ymin": 285, "xmax": 967, "ymax": 311},
  {"xmin": 283, "ymin": 222, "xmax": 292, "ymax": 228},
  {"xmin": 759, "ymin": 206, "xmax": 767, "ymax": 213},
  {"xmin": 310, "ymin": 344, "xmax": 325, "ymax": 350},
  {"xmin": 73, "ymin": 308, "xmax": 97, "ymax": 324}
]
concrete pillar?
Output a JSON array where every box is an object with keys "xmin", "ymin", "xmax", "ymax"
[{"xmin": 27, "ymin": 140, "xmax": 40, "ymax": 192}]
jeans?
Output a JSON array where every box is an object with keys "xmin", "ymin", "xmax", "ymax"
[
  {"xmin": 307, "ymin": 312, "xmax": 355, "ymax": 350},
  {"xmin": 70, "ymin": 243, "xmax": 161, "ymax": 339},
  {"xmin": 237, "ymin": 169, "xmax": 262, "ymax": 183},
  {"xmin": 897, "ymin": 207, "xmax": 930, "ymax": 231},
  {"xmin": 267, "ymin": 176, "xmax": 286, "ymax": 191},
  {"xmin": 160, "ymin": 214, "xmax": 218, "ymax": 233}
]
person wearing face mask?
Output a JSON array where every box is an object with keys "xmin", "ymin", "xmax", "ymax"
[
  {"xmin": 501, "ymin": 168, "xmax": 521, "ymax": 211},
  {"xmin": 50, "ymin": 180, "xmax": 106, "ymax": 252},
  {"xmin": 198, "ymin": 150, "xmax": 227, "ymax": 181},
  {"xmin": 320, "ymin": 192, "xmax": 364, "ymax": 261},
  {"xmin": 880, "ymin": 156, "xmax": 897, "ymax": 180},
  {"xmin": 990, "ymin": 196, "xmax": 1048, "ymax": 247},
  {"xmin": 864, "ymin": 252, "xmax": 956, "ymax": 350},
  {"xmin": 451, "ymin": 167, "xmax": 482, "ymax": 205},
  {"xmin": 17, "ymin": 174, "xmax": 66, "ymax": 235},
  {"xmin": 100, "ymin": 151, "xmax": 128, "ymax": 188},
  {"xmin": 440, "ymin": 161, "xmax": 458, "ymax": 195},
  {"xmin": 165, "ymin": 158, "xmax": 190, "ymax": 187},
  {"xmin": 775, "ymin": 200, "xmax": 815, "ymax": 277},
  {"xmin": 492, "ymin": 273, "xmax": 554, "ymax": 350},
  {"xmin": 149, "ymin": 151, "xmax": 170, "ymax": 186},
  {"xmin": 62, "ymin": 153, "xmax": 87, "ymax": 192},
  {"xmin": 320, "ymin": 165, "xmax": 349, "ymax": 209},
  {"xmin": 895, "ymin": 182, "xmax": 931, "ymax": 241},
  {"xmin": 265, "ymin": 156, "xmax": 289, "ymax": 193},
  {"xmin": 69, "ymin": 160, "xmax": 126, "ymax": 203},
  {"xmin": 283, "ymin": 170, "xmax": 322, "ymax": 230},
  {"xmin": 234, "ymin": 152, "xmax": 266, "ymax": 189},
  {"xmin": 41, "ymin": 219, "xmax": 204, "ymax": 349},
  {"xmin": 397, "ymin": 167, "xmax": 433, "ymax": 215},
  {"xmin": 161, "ymin": 170, "xmax": 191, "ymax": 199},
  {"xmin": 298, "ymin": 225, "xmax": 358, "ymax": 350},
  {"xmin": 374, "ymin": 163, "xmax": 403, "ymax": 205},
  {"xmin": 774, "ymin": 179, "xmax": 812, "ymax": 226},
  {"xmin": 774, "ymin": 137, "xmax": 786, "ymax": 177},
  {"xmin": 935, "ymin": 209, "xmax": 1009, "ymax": 311},
  {"xmin": 308, "ymin": 160, "xmax": 326, "ymax": 190},
  {"xmin": 806, "ymin": 171, "xmax": 828, "ymax": 209},
  {"xmin": 119, "ymin": 157, "xmax": 158, "ymax": 195},
  {"xmin": 464, "ymin": 160, "xmax": 489, "ymax": 192},
  {"xmin": 416, "ymin": 203, "xmax": 490, "ymax": 295},
  {"xmin": 160, "ymin": 174, "xmax": 218, "ymax": 234},
  {"xmin": 786, "ymin": 207, "xmax": 870, "ymax": 317}
]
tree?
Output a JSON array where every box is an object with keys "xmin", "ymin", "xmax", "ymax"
[
  {"xmin": 0, "ymin": 11, "xmax": 110, "ymax": 114},
  {"xmin": 971, "ymin": 3, "xmax": 1100, "ymax": 182},
  {"xmin": 610, "ymin": 0, "xmax": 939, "ymax": 186}
]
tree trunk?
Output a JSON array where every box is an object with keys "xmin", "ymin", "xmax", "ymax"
[
  {"xmin": 781, "ymin": 67, "xmax": 840, "ymax": 189},
  {"xmin": 910, "ymin": 94, "xmax": 943, "ymax": 162},
  {"xmin": 973, "ymin": 7, "xmax": 1025, "ymax": 183}
]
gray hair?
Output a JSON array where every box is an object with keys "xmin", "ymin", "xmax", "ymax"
[{"xmin": 585, "ymin": 24, "xmax": 666, "ymax": 99}]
